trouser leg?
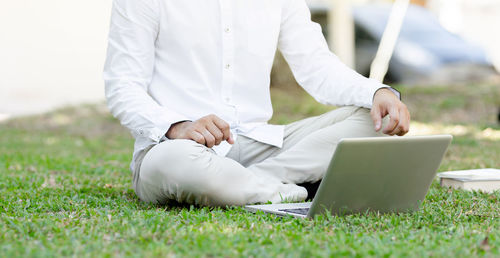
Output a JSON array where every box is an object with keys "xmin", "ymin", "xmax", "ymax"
[
  {"xmin": 232, "ymin": 106, "xmax": 367, "ymax": 167},
  {"xmin": 134, "ymin": 139, "xmax": 308, "ymax": 206},
  {"xmin": 246, "ymin": 106, "xmax": 387, "ymax": 184}
]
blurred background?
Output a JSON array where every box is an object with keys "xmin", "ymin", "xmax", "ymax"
[
  {"xmin": 0, "ymin": 0, "xmax": 499, "ymax": 124},
  {"xmin": 0, "ymin": 0, "xmax": 110, "ymax": 119},
  {"xmin": 0, "ymin": 1, "xmax": 498, "ymax": 254},
  {"xmin": 273, "ymin": 0, "xmax": 500, "ymax": 86}
]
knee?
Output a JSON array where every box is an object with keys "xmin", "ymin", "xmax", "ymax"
[
  {"xmin": 138, "ymin": 140, "xmax": 233, "ymax": 206},
  {"xmin": 139, "ymin": 140, "xmax": 207, "ymax": 183},
  {"xmin": 351, "ymin": 107, "xmax": 389, "ymax": 137},
  {"xmin": 151, "ymin": 139, "xmax": 205, "ymax": 163},
  {"xmin": 353, "ymin": 107, "xmax": 391, "ymax": 126},
  {"xmin": 353, "ymin": 107, "xmax": 371, "ymax": 118},
  {"xmin": 320, "ymin": 106, "xmax": 363, "ymax": 125},
  {"xmin": 328, "ymin": 106, "xmax": 375, "ymax": 128}
]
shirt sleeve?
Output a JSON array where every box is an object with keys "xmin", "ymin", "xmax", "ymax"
[
  {"xmin": 103, "ymin": 0, "xmax": 188, "ymax": 143},
  {"xmin": 278, "ymin": 0, "xmax": 398, "ymax": 108}
]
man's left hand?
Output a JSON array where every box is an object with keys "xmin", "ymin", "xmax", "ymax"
[{"xmin": 371, "ymin": 88, "xmax": 410, "ymax": 136}]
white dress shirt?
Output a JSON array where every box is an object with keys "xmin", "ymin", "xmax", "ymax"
[{"xmin": 103, "ymin": 0, "xmax": 395, "ymax": 170}]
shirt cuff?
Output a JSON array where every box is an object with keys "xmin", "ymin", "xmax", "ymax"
[
  {"xmin": 134, "ymin": 110, "xmax": 190, "ymax": 143},
  {"xmin": 375, "ymin": 86, "xmax": 401, "ymax": 100},
  {"xmin": 364, "ymin": 78, "xmax": 401, "ymax": 108}
]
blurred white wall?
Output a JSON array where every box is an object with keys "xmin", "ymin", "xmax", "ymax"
[
  {"xmin": 1, "ymin": 0, "xmax": 497, "ymax": 120},
  {"xmin": 0, "ymin": 0, "xmax": 112, "ymax": 118}
]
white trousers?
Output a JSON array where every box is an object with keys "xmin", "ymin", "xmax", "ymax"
[{"xmin": 133, "ymin": 106, "xmax": 386, "ymax": 206}]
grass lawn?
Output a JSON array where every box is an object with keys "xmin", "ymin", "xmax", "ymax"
[{"xmin": 1, "ymin": 83, "xmax": 499, "ymax": 257}]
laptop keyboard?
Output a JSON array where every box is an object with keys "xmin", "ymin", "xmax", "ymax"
[{"xmin": 278, "ymin": 208, "xmax": 310, "ymax": 215}]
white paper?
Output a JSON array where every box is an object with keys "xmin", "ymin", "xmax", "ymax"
[{"xmin": 437, "ymin": 168, "xmax": 500, "ymax": 181}]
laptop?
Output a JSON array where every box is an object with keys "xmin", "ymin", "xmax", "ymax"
[{"xmin": 245, "ymin": 135, "xmax": 453, "ymax": 218}]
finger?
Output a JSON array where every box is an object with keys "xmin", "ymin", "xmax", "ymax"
[
  {"xmin": 206, "ymin": 123, "xmax": 224, "ymax": 146},
  {"xmin": 199, "ymin": 129, "xmax": 216, "ymax": 148},
  {"xmin": 189, "ymin": 131, "xmax": 205, "ymax": 145},
  {"xmin": 383, "ymin": 106, "xmax": 400, "ymax": 135},
  {"xmin": 391, "ymin": 127, "xmax": 402, "ymax": 136},
  {"xmin": 370, "ymin": 105, "xmax": 383, "ymax": 132},
  {"xmin": 227, "ymin": 132, "xmax": 235, "ymax": 145},
  {"xmin": 211, "ymin": 116, "xmax": 232, "ymax": 142},
  {"xmin": 397, "ymin": 109, "xmax": 410, "ymax": 136},
  {"xmin": 211, "ymin": 115, "xmax": 235, "ymax": 145}
]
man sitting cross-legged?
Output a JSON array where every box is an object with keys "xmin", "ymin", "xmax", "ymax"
[{"xmin": 103, "ymin": 0, "xmax": 410, "ymax": 206}]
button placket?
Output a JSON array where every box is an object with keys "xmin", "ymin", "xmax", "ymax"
[{"xmin": 219, "ymin": 0, "xmax": 237, "ymax": 126}]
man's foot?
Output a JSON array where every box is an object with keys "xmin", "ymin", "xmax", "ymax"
[{"xmin": 269, "ymin": 183, "xmax": 308, "ymax": 204}]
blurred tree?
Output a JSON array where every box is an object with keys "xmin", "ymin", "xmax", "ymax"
[{"xmin": 329, "ymin": 0, "xmax": 355, "ymax": 68}]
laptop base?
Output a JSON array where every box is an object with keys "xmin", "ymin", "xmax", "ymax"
[{"xmin": 245, "ymin": 202, "xmax": 312, "ymax": 218}]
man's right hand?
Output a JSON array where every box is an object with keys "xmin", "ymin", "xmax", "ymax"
[{"xmin": 166, "ymin": 114, "xmax": 234, "ymax": 148}]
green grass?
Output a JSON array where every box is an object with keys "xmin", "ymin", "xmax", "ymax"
[
  {"xmin": 396, "ymin": 83, "xmax": 500, "ymax": 124},
  {"xmin": 1, "ymin": 84, "xmax": 499, "ymax": 257}
]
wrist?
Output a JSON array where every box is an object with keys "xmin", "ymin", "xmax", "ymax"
[{"xmin": 166, "ymin": 121, "xmax": 191, "ymax": 139}]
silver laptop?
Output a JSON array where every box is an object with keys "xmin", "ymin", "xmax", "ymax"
[{"xmin": 245, "ymin": 135, "xmax": 453, "ymax": 218}]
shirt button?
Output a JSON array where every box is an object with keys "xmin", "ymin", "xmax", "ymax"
[
  {"xmin": 224, "ymin": 97, "xmax": 231, "ymax": 103},
  {"xmin": 224, "ymin": 28, "xmax": 230, "ymax": 33},
  {"xmin": 225, "ymin": 64, "xmax": 231, "ymax": 69}
]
